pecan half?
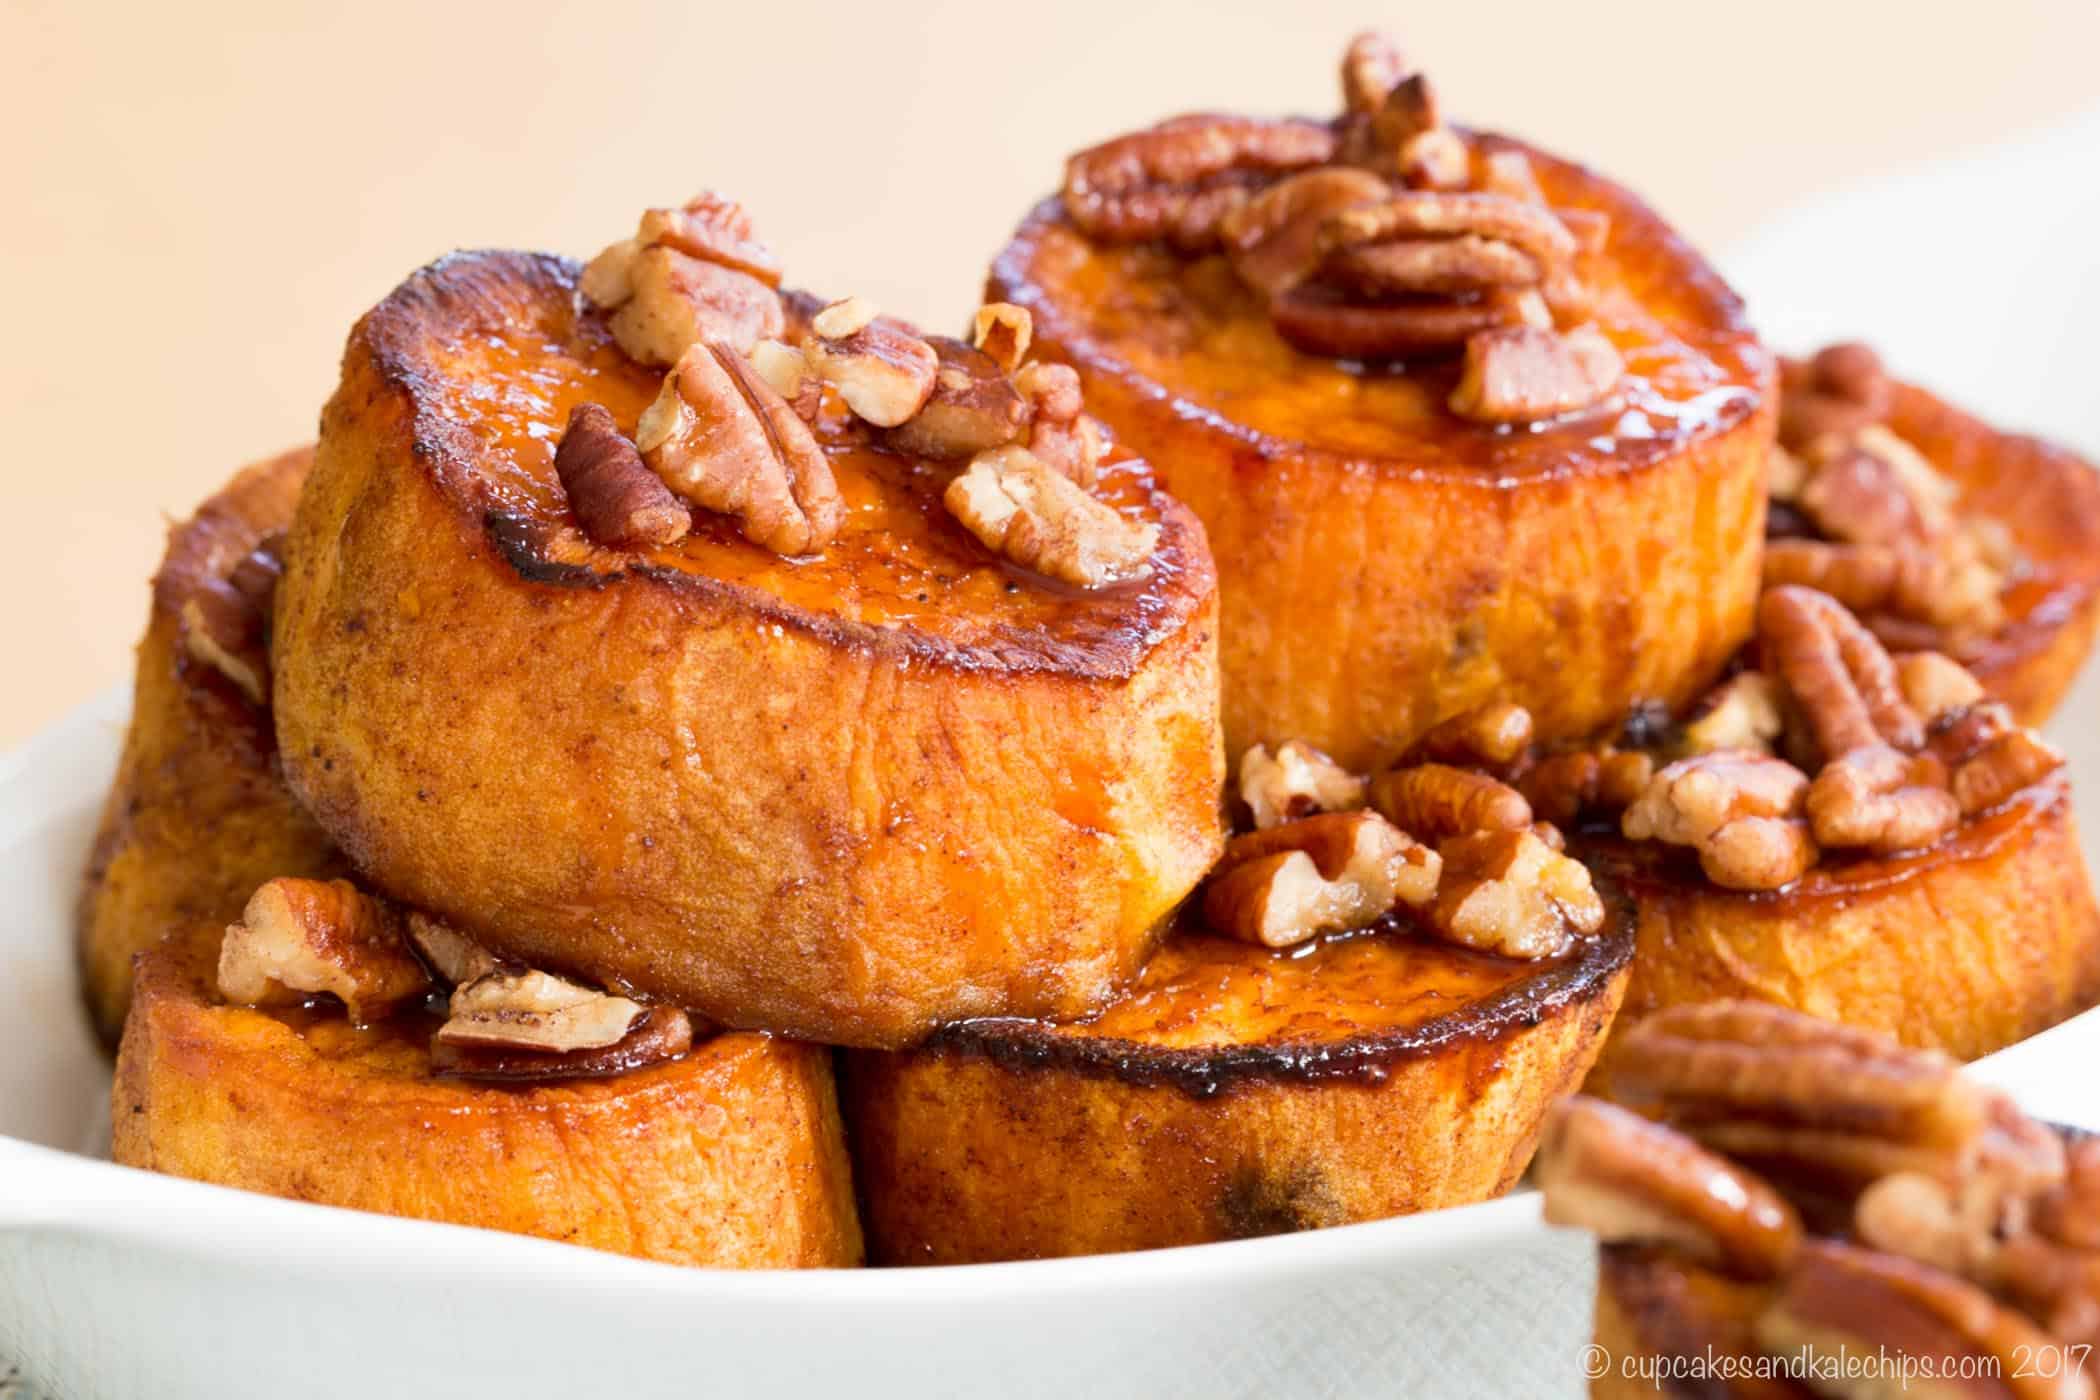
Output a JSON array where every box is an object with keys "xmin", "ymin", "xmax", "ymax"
[
  {"xmin": 217, "ymin": 878, "xmax": 429, "ymax": 1026},
  {"xmin": 1620, "ymin": 752, "xmax": 1811, "ymax": 861},
  {"xmin": 432, "ymin": 968, "xmax": 692, "ymax": 1083},
  {"xmin": 1062, "ymin": 114, "xmax": 1338, "ymax": 252},
  {"xmin": 1426, "ymin": 826, "xmax": 1604, "ymax": 958},
  {"xmin": 943, "ymin": 444, "xmax": 1157, "ymax": 588},
  {"xmin": 1370, "ymin": 762, "xmax": 1533, "ymax": 842},
  {"xmin": 1238, "ymin": 740, "xmax": 1367, "ymax": 830},
  {"xmin": 1948, "ymin": 722, "xmax": 2065, "ymax": 816},
  {"xmin": 179, "ymin": 535, "xmax": 282, "ymax": 706},
  {"xmin": 1202, "ymin": 810, "xmax": 1438, "ymax": 949},
  {"xmin": 1806, "ymin": 742, "xmax": 1960, "ymax": 854},
  {"xmin": 1611, "ymin": 1002, "xmax": 1997, "ymax": 1191},
  {"xmin": 804, "ymin": 298, "xmax": 940, "ymax": 428},
  {"xmin": 636, "ymin": 340, "xmax": 845, "ymax": 555},
  {"xmin": 1760, "ymin": 585, "xmax": 1926, "ymax": 758},
  {"xmin": 1536, "ymin": 1096, "xmax": 1802, "ymax": 1279},
  {"xmin": 1756, "ymin": 1242, "xmax": 2090, "ymax": 1400},
  {"xmin": 1778, "ymin": 342, "xmax": 1890, "ymax": 452},
  {"xmin": 552, "ymin": 402, "xmax": 690, "ymax": 549},
  {"xmin": 882, "ymin": 336, "xmax": 1030, "ymax": 460},
  {"xmin": 1269, "ymin": 283, "xmax": 1546, "ymax": 359},
  {"xmin": 1449, "ymin": 323, "xmax": 1624, "ymax": 424}
]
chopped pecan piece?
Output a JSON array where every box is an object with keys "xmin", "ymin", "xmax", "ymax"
[
  {"xmin": 432, "ymin": 969, "xmax": 693, "ymax": 1083},
  {"xmin": 1448, "ymin": 324, "xmax": 1623, "ymax": 424},
  {"xmin": 883, "ymin": 336, "xmax": 1030, "ymax": 460},
  {"xmin": 747, "ymin": 339, "xmax": 821, "ymax": 420},
  {"xmin": 1678, "ymin": 672, "xmax": 1788, "ymax": 757},
  {"xmin": 1621, "ymin": 752, "xmax": 1816, "ymax": 891},
  {"xmin": 1062, "ymin": 113, "xmax": 1338, "ymax": 252},
  {"xmin": 1898, "ymin": 651, "xmax": 1987, "ymax": 724},
  {"xmin": 1536, "ymin": 1096, "xmax": 1802, "ymax": 1279},
  {"xmin": 1238, "ymin": 739, "xmax": 1367, "ymax": 830},
  {"xmin": 1014, "ymin": 361, "xmax": 1105, "ymax": 486},
  {"xmin": 1369, "ymin": 762, "xmax": 1532, "ymax": 842},
  {"xmin": 1401, "ymin": 701, "xmax": 1536, "ymax": 772},
  {"xmin": 970, "ymin": 303, "xmax": 1032, "ymax": 375},
  {"xmin": 1756, "ymin": 1242, "xmax": 2090, "ymax": 1400},
  {"xmin": 636, "ymin": 340, "xmax": 845, "ymax": 555},
  {"xmin": 552, "ymin": 403, "xmax": 690, "ymax": 549},
  {"xmin": 1218, "ymin": 167, "xmax": 1394, "ymax": 301},
  {"xmin": 805, "ymin": 299, "xmax": 939, "ymax": 427},
  {"xmin": 1202, "ymin": 810, "xmax": 1439, "ymax": 949},
  {"xmin": 217, "ymin": 878, "xmax": 428, "ymax": 1026},
  {"xmin": 1521, "ymin": 747, "xmax": 1655, "ymax": 827},
  {"xmin": 403, "ymin": 912, "xmax": 500, "ymax": 989},
  {"xmin": 582, "ymin": 193, "xmax": 785, "ymax": 365},
  {"xmin": 1333, "ymin": 32, "xmax": 1468, "ymax": 189},
  {"xmin": 944, "ymin": 445, "xmax": 1157, "ymax": 588},
  {"xmin": 1426, "ymin": 826, "xmax": 1603, "ymax": 958},
  {"xmin": 1949, "ymin": 723, "xmax": 2065, "ymax": 816},
  {"xmin": 634, "ymin": 192, "xmax": 782, "ymax": 286}
]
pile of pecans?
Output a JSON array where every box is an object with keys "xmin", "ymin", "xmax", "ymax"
[
  {"xmin": 1767, "ymin": 343, "xmax": 2018, "ymax": 651},
  {"xmin": 1059, "ymin": 31, "xmax": 1623, "ymax": 425},
  {"xmin": 1212, "ymin": 701, "xmax": 1608, "ymax": 960},
  {"xmin": 217, "ymin": 877, "xmax": 694, "ymax": 1082},
  {"xmin": 1538, "ymin": 1002, "xmax": 2098, "ymax": 1397},
  {"xmin": 559, "ymin": 194, "xmax": 1155, "ymax": 588}
]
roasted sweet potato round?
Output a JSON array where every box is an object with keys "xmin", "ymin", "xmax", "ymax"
[
  {"xmin": 991, "ymin": 131, "xmax": 1774, "ymax": 771},
  {"xmin": 1582, "ymin": 775, "xmax": 2100, "ymax": 1097},
  {"xmin": 78, "ymin": 447, "xmax": 342, "ymax": 1045},
  {"xmin": 272, "ymin": 250, "xmax": 1225, "ymax": 1049},
  {"xmin": 843, "ymin": 894, "xmax": 1634, "ymax": 1264},
  {"xmin": 113, "ymin": 926, "xmax": 863, "ymax": 1269},
  {"xmin": 1882, "ymin": 379, "xmax": 2100, "ymax": 724}
]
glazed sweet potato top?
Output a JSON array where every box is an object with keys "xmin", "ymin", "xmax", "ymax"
[
  {"xmin": 934, "ymin": 891, "xmax": 1633, "ymax": 1095},
  {"xmin": 348, "ymin": 249, "xmax": 1212, "ymax": 678},
  {"xmin": 995, "ymin": 132, "xmax": 1769, "ymax": 479}
]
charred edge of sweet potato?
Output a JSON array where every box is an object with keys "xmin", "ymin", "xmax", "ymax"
[
  {"xmin": 1585, "ymin": 774, "xmax": 2071, "ymax": 909},
  {"xmin": 925, "ymin": 873, "xmax": 1636, "ymax": 1100},
  {"xmin": 989, "ymin": 127, "xmax": 1773, "ymax": 484},
  {"xmin": 342, "ymin": 248, "xmax": 1215, "ymax": 683}
]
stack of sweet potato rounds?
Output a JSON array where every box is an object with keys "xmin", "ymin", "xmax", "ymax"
[{"xmin": 81, "ymin": 35, "xmax": 2100, "ymax": 1368}]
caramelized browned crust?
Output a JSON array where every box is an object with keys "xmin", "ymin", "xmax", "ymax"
[
  {"xmin": 992, "ymin": 131, "xmax": 1774, "ymax": 770},
  {"xmin": 843, "ymin": 894, "xmax": 1633, "ymax": 1264},
  {"xmin": 113, "ymin": 927, "xmax": 863, "ymax": 1269},
  {"xmin": 272, "ymin": 250, "xmax": 1225, "ymax": 1048},
  {"xmin": 1884, "ymin": 380, "xmax": 2100, "ymax": 724},
  {"xmin": 77, "ymin": 448, "xmax": 342, "ymax": 1046},
  {"xmin": 1584, "ymin": 776, "xmax": 2100, "ymax": 1097}
]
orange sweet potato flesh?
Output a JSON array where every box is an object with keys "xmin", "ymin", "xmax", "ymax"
[
  {"xmin": 844, "ymin": 896, "xmax": 1633, "ymax": 1264},
  {"xmin": 270, "ymin": 250, "xmax": 1225, "ymax": 1049},
  {"xmin": 991, "ymin": 132, "xmax": 1775, "ymax": 771},
  {"xmin": 78, "ymin": 447, "xmax": 343, "ymax": 1046},
  {"xmin": 1884, "ymin": 379, "xmax": 2100, "ymax": 725},
  {"xmin": 113, "ymin": 926, "xmax": 864, "ymax": 1269},
  {"xmin": 1583, "ymin": 775, "xmax": 2100, "ymax": 1098}
]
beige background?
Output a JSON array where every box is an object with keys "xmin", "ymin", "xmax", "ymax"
[{"xmin": 5, "ymin": 0, "xmax": 2098, "ymax": 748}]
